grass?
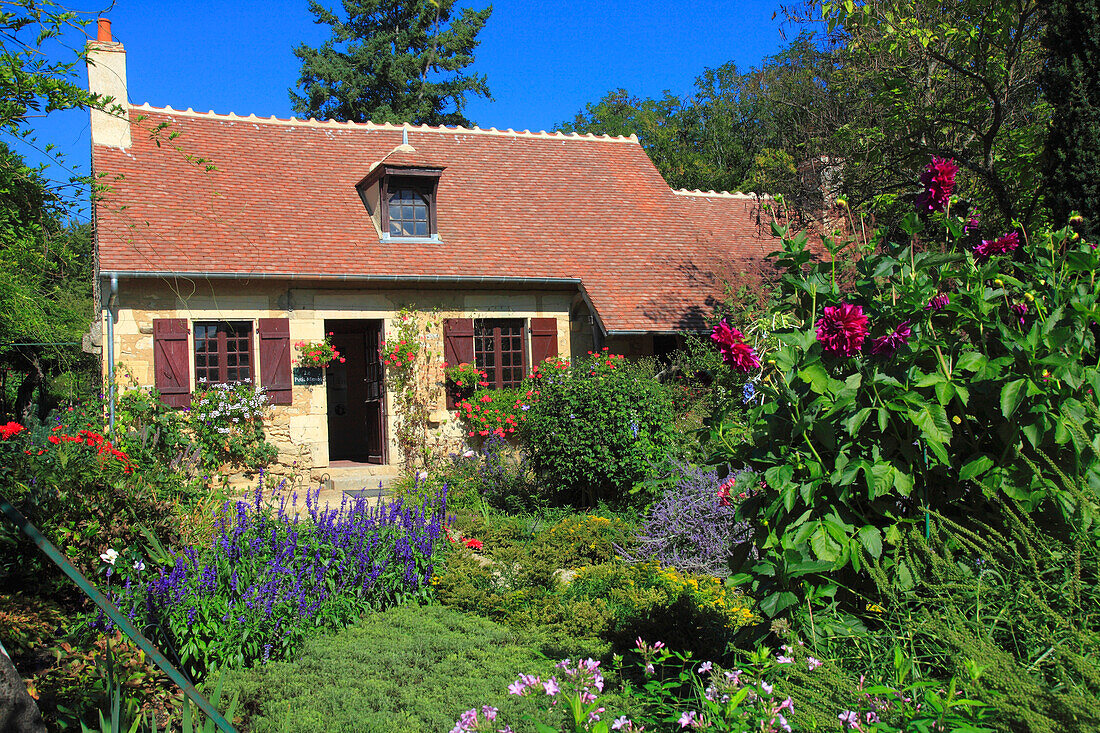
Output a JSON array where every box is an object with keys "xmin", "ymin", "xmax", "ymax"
[{"xmin": 221, "ymin": 603, "xmax": 638, "ymax": 733}]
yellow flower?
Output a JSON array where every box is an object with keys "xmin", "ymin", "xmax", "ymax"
[
  {"xmin": 952, "ymin": 415, "xmax": 961, "ymax": 425},
  {"xmin": 1024, "ymin": 292, "xmax": 1034, "ymax": 302},
  {"xmin": 994, "ymin": 278, "xmax": 1004, "ymax": 287},
  {"xmin": 866, "ymin": 602, "xmax": 885, "ymax": 613}
]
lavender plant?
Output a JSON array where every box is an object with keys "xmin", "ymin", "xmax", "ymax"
[
  {"xmin": 620, "ymin": 465, "xmax": 751, "ymax": 576},
  {"xmin": 95, "ymin": 481, "xmax": 448, "ymax": 679}
]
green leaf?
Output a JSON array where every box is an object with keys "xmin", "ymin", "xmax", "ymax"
[
  {"xmin": 1000, "ymin": 378, "xmax": 1027, "ymax": 419},
  {"xmin": 846, "ymin": 407, "xmax": 873, "ymax": 436},
  {"xmin": 959, "ymin": 454, "xmax": 994, "ymax": 481},
  {"xmin": 857, "ymin": 525, "xmax": 883, "ymax": 559},
  {"xmin": 934, "ymin": 380, "xmax": 955, "ymax": 405},
  {"xmin": 759, "ymin": 591, "xmax": 799, "ymax": 617},
  {"xmin": 955, "ymin": 352, "xmax": 986, "ymax": 372},
  {"xmin": 799, "ymin": 363, "xmax": 831, "ymax": 394}
]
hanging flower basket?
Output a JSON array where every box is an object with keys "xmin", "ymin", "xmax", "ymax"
[{"xmin": 295, "ymin": 334, "xmax": 344, "ymax": 368}]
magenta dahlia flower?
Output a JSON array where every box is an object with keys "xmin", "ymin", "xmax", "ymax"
[
  {"xmin": 925, "ymin": 293, "xmax": 950, "ymax": 311},
  {"xmin": 972, "ymin": 231, "xmax": 1020, "ymax": 262},
  {"xmin": 816, "ymin": 303, "xmax": 869, "ymax": 357},
  {"xmin": 710, "ymin": 319, "xmax": 760, "ymax": 372},
  {"xmin": 870, "ymin": 320, "xmax": 912, "ymax": 357},
  {"xmin": 915, "ymin": 157, "xmax": 958, "ymax": 214},
  {"xmin": 1011, "ymin": 302, "xmax": 1028, "ymax": 328}
]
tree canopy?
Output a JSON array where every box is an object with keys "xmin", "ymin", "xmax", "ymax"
[
  {"xmin": 561, "ymin": 1, "xmax": 1051, "ymax": 231},
  {"xmin": 291, "ymin": 0, "xmax": 492, "ymax": 127},
  {"xmin": 1041, "ymin": 0, "xmax": 1100, "ymax": 237}
]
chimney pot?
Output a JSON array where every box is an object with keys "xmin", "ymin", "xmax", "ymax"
[{"xmin": 97, "ymin": 18, "xmax": 111, "ymax": 43}]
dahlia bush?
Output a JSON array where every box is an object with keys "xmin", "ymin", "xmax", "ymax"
[{"xmin": 710, "ymin": 158, "xmax": 1100, "ymax": 616}]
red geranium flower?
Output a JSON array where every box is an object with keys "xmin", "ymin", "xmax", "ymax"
[{"xmin": 816, "ymin": 303, "xmax": 869, "ymax": 357}]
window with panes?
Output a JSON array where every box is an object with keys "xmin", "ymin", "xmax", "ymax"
[
  {"xmin": 474, "ymin": 319, "xmax": 526, "ymax": 389},
  {"xmin": 387, "ymin": 184, "xmax": 432, "ymax": 238},
  {"xmin": 194, "ymin": 321, "xmax": 254, "ymax": 384}
]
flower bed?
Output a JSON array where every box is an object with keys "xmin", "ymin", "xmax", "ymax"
[{"xmin": 96, "ymin": 483, "xmax": 448, "ymax": 679}]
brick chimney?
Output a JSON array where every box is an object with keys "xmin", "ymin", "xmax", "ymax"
[{"xmin": 86, "ymin": 18, "xmax": 131, "ymax": 148}]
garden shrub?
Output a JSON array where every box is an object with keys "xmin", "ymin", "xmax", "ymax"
[
  {"xmin": 562, "ymin": 562, "xmax": 758, "ymax": 659},
  {"xmin": 434, "ymin": 513, "xmax": 757, "ymax": 662},
  {"xmin": 221, "ymin": 604, "xmax": 635, "ymax": 733},
  {"xmin": 622, "ymin": 463, "xmax": 752, "ymax": 576},
  {"xmin": 96, "ymin": 484, "xmax": 447, "ymax": 680},
  {"xmin": 522, "ymin": 350, "xmax": 680, "ymax": 506},
  {"xmin": 189, "ymin": 381, "xmax": 277, "ymax": 472},
  {"xmin": 0, "ymin": 412, "xmax": 184, "ymax": 579},
  {"xmin": 712, "ymin": 158, "xmax": 1100, "ymax": 617},
  {"xmin": 391, "ymin": 435, "xmax": 535, "ymax": 512}
]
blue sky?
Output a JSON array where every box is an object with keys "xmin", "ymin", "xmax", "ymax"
[{"xmin": 19, "ymin": 0, "xmax": 790, "ymax": 217}]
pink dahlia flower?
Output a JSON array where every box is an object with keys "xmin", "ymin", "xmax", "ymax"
[
  {"xmin": 915, "ymin": 157, "xmax": 958, "ymax": 214},
  {"xmin": 870, "ymin": 320, "xmax": 912, "ymax": 357},
  {"xmin": 925, "ymin": 293, "xmax": 950, "ymax": 311},
  {"xmin": 710, "ymin": 319, "xmax": 760, "ymax": 372},
  {"xmin": 972, "ymin": 231, "xmax": 1020, "ymax": 262},
  {"xmin": 816, "ymin": 303, "xmax": 869, "ymax": 357}
]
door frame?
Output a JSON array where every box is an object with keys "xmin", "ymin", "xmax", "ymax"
[{"xmin": 324, "ymin": 318, "xmax": 388, "ymax": 464}]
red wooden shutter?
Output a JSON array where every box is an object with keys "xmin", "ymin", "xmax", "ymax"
[
  {"xmin": 153, "ymin": 318, "xmax": 191, "ymax": 408},
  {"xmin": 443, "ymin": 318, "xmax": 474, "ymax": 409},
  {"xmin": 258, "ymin": 318, "xmax": 292, "ymax": 406},
  {"xmin": 529, "ymin": 317, "xmax": 558, "ymax": 366}
]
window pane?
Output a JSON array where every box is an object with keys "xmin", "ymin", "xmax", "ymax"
[{"xmin": 415, "ymin": 220, "xmax": 428, "ymax": 237}]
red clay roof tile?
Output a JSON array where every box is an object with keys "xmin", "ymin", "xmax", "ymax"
[{"xmin": 93, "ymin": 106, "xmax": 774, "ymax": 332}]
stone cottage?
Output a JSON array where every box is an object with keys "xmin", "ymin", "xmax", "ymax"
[{"xmin": 87, "ymin": 21, "xmax": 775, "ymax": 478}]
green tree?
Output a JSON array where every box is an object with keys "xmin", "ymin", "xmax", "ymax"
[
  {"xmin": 291, "ymin": 0, "xmax": 492, "ymax": 127},
  {"xmin": 0, "ymin": 143, "xmax": 95, "ymax": 420},
  {"xmin": 818, "ymin": 0, "xmax": 1050, "ymax": 229},
  {"xmin": 1041, "ymin": 0, "xmax": 1100, "ymax": 237}
]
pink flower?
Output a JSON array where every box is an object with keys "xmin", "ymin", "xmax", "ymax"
[
  {"xmin": 543, "ymin": 677, "xmax": 560, "ymax": 696},
  {"xmin": 1011, "ymin": 302, "xmax": 1028, "ymax": 327},
  {"xmin": 915, "ymin": 157, "xmax": 957, "ymax": 214},
  {"xmin": 838, "ymin": 710, "xmax": 860, "ymax": 729},
  {"xmin": 678, "ymin": 710, "xmax": 700, "ymax": 729},
  {"xmin": 925, "ymin": 293, "xmax": 950, "ymax": 311},
  {"xmin": 972, "ymin": 231, "xmax": 1020, "ymax": 262},
  {"xmin": 710, "ymin": 319, "xmax": 760, "ymax": 372},
  {"xmin": 816, "ymin": 303, "xmax": 869, "ymax": 357},
  {"xmin": 807, "ymin": 657, "xmax": 823, "ymax": 671},
  {"xmin": 870, "ymin": 320, "xmax": 912, "ymax": 357},
  {"xmin": 718, "ymin": 477, "xmax": 736, "ymax": 506}
]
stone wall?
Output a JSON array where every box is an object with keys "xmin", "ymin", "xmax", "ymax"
[{"xmin": 103, "ymin": 279, "xmax": 574, "ymax": 484}]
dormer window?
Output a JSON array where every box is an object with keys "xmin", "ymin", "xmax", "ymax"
[
  {"xmin": 387, "ymin": 180, "xmax": 432, "ymax": 238},
  {"xmin": 357, "ymin": 155, "xmax": 445, "ymax": 242}
]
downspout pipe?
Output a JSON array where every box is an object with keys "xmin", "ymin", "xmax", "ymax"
[{"xmin": 106, "ymin": 275, "xmax": 118, "ymax": 434}]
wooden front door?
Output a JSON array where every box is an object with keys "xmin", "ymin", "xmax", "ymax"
[{"xmin": 326, "ymin": 320, "xmax": 385, "ymax": 463}]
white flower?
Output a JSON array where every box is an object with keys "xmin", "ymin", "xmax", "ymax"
[
  {"xmin": 133, "ymin": 560, "xmax": 145, "ymax": 571},
  {"xmin": 100, "ymin": 549, "xmax": 119, "ymax": 565}
]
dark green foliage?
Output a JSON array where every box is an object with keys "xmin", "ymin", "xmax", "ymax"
[
  {"xmin": 0, "ymin": 144, "xmax": 97, "ymax": 421},
  {"xmin": 221, "ymin": 604, "xmax": 585, "ymax": 733},
  {"xmin": 1042, "ymin": 0, "xmax": 1100, "ymax": 237},
  {"xmin": 715, "ymin": 211, "xmax": 1100, "ymax": 619},
  {"xmin": 291, "ymin": 0, "xmax": 491, "ymax": 126},
  {"xmin": 799, "ymin": 499, "xmax": 1100, "ymax": 733},
  {"xmin": 0, "ymin": 404, "xmax": 185, "ymax": 581},
  {"xmin": 522, "ymin": 352, "xmax": 680, "ymax": 507}
]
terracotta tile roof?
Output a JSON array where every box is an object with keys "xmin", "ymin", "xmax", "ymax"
[{"xmin": 93, "ymin": 105, "xmax": 776, "ymax": 333}]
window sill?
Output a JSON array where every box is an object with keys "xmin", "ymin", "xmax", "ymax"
[{"xmin": 380, "ymin": 234, "xmax": 442, "ymax": 244}]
